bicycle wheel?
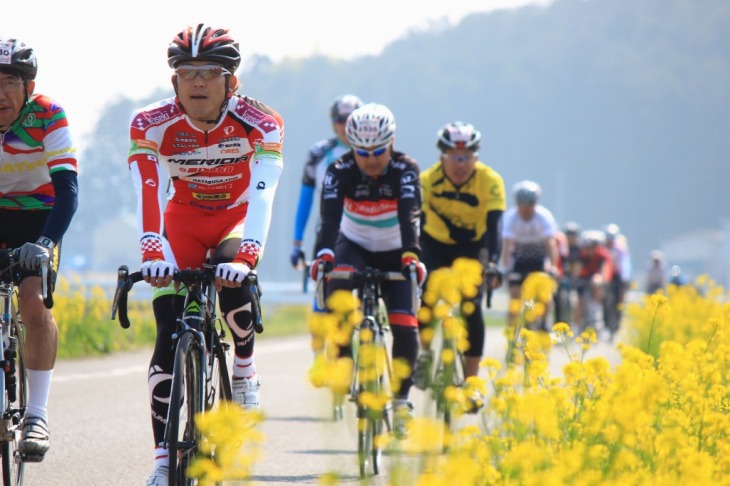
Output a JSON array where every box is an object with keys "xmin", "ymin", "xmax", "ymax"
[
  {"xmin": 1, "ymin": 319, "xmax": 26, "ymax": 486},
  {"xmin": 205, "ymin": 332, "xmax": 231, "ymax": 410},
  {"xmin": 167, "ymin": 333, "xmax": 203, "ymax": 486},
  {"xmin": 357, "ymin": 378, "xmax": 385, "ymax": 478}
]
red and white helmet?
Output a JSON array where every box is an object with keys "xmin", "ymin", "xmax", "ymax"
[{"xmin": 167, "ymin": 24, "xmax": 241, "ymax": 72}]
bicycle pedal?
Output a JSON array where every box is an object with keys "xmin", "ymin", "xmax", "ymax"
[{"xmin": 20, "ymin": 452, "xmax": 45, "ymax": 463}]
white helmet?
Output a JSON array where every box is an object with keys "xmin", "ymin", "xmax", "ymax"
[
  {"xmin": 330, "ymin": 94, "xmax": 363, "ymax": 122},
  {"xmin": 580, "ymin": 230, "xmax": 606, "ymax": 248},
  {"xmin": 345, "ymin": 103, "xmax": 396, "ymax": 149},
  {"xmin": 512, "ymin": 180, "xmax": 541, "ymax": 204},
  {"xmin": 437, "ymin": 121, "xmax": 481, "ymax": 152}
]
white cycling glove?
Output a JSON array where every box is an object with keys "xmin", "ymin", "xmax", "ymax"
[
  {"xmin": 18, "ymin": 242, "xmax": 50, "ymax": 270},
  {"xmin": 215, "ymin": 262, "xmax": 251, "ymax": 284},
  {"xmin": 141, "ymin": 260, "xmax": 175, "ymax": 279}
]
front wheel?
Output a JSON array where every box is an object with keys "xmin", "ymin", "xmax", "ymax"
[
  {"xmin": 167, "ymin": 332, "xmax": 203, "ymax": 486},
  {"xmin": 2, "ymin": 322, "xmax": 27, "ymax": 486}
]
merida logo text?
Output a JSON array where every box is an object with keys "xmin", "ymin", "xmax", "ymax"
[{"xmin": 168, "ymin": 156, "xmax": 245, "ymax": 166}]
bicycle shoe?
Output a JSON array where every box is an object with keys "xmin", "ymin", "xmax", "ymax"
[
  {"xmin": 233, "ymin": 375, "xmax": 261, "ymax": 409},
  {"xmin": 19, "ymin": 416, "xmax": 50, "ymax": 462},
  {"xmin": 146, "ymin": 465, "xmax": 169, "ymax": 486},
  {"xmin": 412, "ymin": 350, "xmax": 433, "ymax": 390},
  {"xmin": 393, "ymin": 399, "xmax": 414, "ymax": 440}
]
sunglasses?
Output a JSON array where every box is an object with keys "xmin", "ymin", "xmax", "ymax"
[
  {"xmin": 175, "ymin": 65, "xmax": 231, "ymax": 80},
  {"xmin": 443, "ymin": 153, "xmax": 474, "ymax": 162},
  {"xmin": 354, "ymin": 146, "xmax": 388, "ymax": 157}
]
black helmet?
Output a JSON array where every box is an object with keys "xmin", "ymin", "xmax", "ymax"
[
  {"xmin": 330, "ymin": 94, "xmax": 363, "ymax": 122},
  {"xmin": 167, "ymin": 24, "xmax": 241, "ymax": 72},
  {"xmin": 0, "ymin": 38, "xmax": 38, "ymax": 80},
  {"xmin": 436, "ymin": 121, "xmax": 481, "ymax": 152}
]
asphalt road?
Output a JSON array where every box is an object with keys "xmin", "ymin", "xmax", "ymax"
[{"xmin": 22, "ymin": 321, "xmax": 620, "ymax": 485}]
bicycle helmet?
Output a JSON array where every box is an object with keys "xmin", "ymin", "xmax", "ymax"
[
  {"xmin": 0, "ymin": 37, "xmax": 38, "ymax": 80},
  {"xmin": 580, "ymin": 230, "xmax": 606, "ymax": 248},
  {"xmin": 330, "ymin": 94, "xmax": 363, "ymax": 122},
  {"xmin": 436, "ymin": 121, "xmax": 481, "ymax": 152},
  {"xmin": 602, "ymin": 223, "xmax": 621, "ymax": 242},
  {"xmin": 167, "ymin": 24, "xmax": 241, "ymax": 72},
  {"xmin": 512, "ymin": 180, "xmax": 541, "ymax": 205},
  {"xmin": 345, "ymin": 103, "xmax": 396, "ymax": 149},
  {"xmin": 563, "ymin": 221, "xmax": 581, "ymax": 237}
]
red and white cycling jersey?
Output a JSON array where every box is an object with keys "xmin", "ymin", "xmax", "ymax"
[{"xmin": 128, "ymin": 95, "xmax": 284, "ymax": 267}]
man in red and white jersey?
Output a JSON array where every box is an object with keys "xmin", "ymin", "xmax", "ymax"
[
  {"xmin": 127, "ymin": 25, "xmax": 283, "ymax": 485},
  {"xmin": 0, "ymin": 37, "xmax": 78, "ymax": 462}
]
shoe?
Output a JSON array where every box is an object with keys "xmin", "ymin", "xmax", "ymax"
[
  {"xmin": 146, "ymin": 465, "xmax": 169, "ymax": 486},
  {"xmin": 392, "ymin": 399, "xmax": 414, "ymax": 440},
  {"xmin": 412, "ymin": 351, "xmax": 432, "ymax": 390},
  {"xmin": 233, "ymin": 375, "xmax": 261, "ymax": 409},
  {"xmin": 19, "ymin": 416, "xmax": 49, "ymax": 462}
]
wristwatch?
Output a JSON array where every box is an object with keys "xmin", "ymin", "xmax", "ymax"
[{"xmin": 36, "ymin": 236, "xmax": 55, "ymax": 249}]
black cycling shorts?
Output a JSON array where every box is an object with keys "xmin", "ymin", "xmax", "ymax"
[{"xmin": 0, "ymin": 209, "xmax": 60, "ymax": 288}]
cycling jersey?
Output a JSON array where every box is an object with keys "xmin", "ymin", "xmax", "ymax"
[
  {"xmin": 502, "ymin": 205, "xmax": 558, "ymax": 271},
  {"xmin": 578, "ymin": 246, "xmax": 614, "ymax": 280},
  {"xmin": 421, "ymin": 161, "xmax": 505, "ymax": 246},
  {"xmin": 606, "ymin": 236, "xmax": 632, "ymax": 282},
  {"xmin": 0, "ymin": 94, "xmax": 78, "ymax": 243},
  {"xmin": 293, "ymin": 137, "xmax": 349, "ymax": 243},
  {"xmin": 128, "ymin": 95, "xmax": 284, "ymax": 268},
  {"xmin": 317, "ymin": 150, "xmax": 421, "ymax": 255}
]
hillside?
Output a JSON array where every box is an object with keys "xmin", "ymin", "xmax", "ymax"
[{"xmin": 68, "ymin": 0, "xmax": 730, "ymax": 281}]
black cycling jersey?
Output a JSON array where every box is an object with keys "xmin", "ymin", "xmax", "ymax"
[{"xmin": 316, "ymin": 150, "xmax": 421, "ymax": 257}]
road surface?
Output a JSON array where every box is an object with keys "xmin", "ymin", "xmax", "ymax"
[{"xmin": 23, "ymin": 324, "xmax": 620, "ymax": 485}]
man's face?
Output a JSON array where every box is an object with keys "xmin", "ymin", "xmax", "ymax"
[
  {"xmin": 332, "ymin": 120, "xmax": 348, "ymax": 145},
  {"xmin": 352, "ymin": 143, "xmax": 391, "ymax": 177},
  {"xmin": 517, "ymin": 202, "xmax": 536, "ymax": 221},
  {"xmin": 173, "ymin": 62, "xmax": 231, "ymax": 124},
  {"xmin": 440, "ymin": 148, "xmax": 477, "ymax": 186},
  {"xmin": 0, "ymin": 72, "xmax": 31, "ymax": 130}
]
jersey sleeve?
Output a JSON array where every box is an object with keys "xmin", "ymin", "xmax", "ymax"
[
  {"xmin": 316, "ymin": 164, "xmax": 345, "ymax": 253},
  {"xmin": 397, "ymin": 158, "xmax": 422, "ymax": 256},
  {"xmin": 484, "ymin": 167, "xmax": 506, "ymax": 212},
  {"xmin": 233, "ymin": 109, "xmax": 285, "ymax": 268},
  {"xmin": 128, "ymin": 115, "xmax": 167, "ymax": 262}
]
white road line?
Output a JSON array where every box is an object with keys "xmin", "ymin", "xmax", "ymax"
[{"xmin": 54, "ymin": 337, "xmax": 309, "ymax": 383}]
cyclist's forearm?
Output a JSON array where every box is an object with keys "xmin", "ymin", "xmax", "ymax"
[
  {"xmin": 41, "ymin": 170, "xmax": 78, "ymax": 243},
  {"xmin": 293, "ymin": 184, "xmax": 315, "ymax": 242}
]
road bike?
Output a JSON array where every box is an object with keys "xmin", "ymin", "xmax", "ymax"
[
  {"xmin": 0, "ymin": 249, "xmax": 52, "ymax": 486},
  {"xmin": 111, "ymin": 264, "xmax": 263, "ymax": 486},
  {"xmin": 418, "ymin": 265, "xmax": 501, "ymax": 448},
  {"xmin": 315, "ymin": 264, "xmax": 417, "ymax": 478}
]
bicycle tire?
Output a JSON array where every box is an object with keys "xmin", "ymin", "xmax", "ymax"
[
  {"xmin": 167, "ymin": 332, "xmax": 203, "ymax": 486},
  {"xmin": 206, "ymin": 331, "xmax": 232, "ymax": 409},
  {"xmin": 1, "ymin": 318, "xmax": 26, "ymax": 486}
]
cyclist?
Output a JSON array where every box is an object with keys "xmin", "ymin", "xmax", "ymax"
[
  {"xmin": 574, "ymin": 230, "xmax": 614, "ymax": 332},
  {"xmin": 126, "ymin": 25, "xmax": 284, "ymax": 485},
  {"xmin": 289, "ymin": 94, "xmax": 363, "ymax": 273},
  {"xmin": 416, "ymin": 121, "xmax": 505, "ymax": 389},
  {"xmin": 554, "ymin": 221, "xmax": 581, "ymax": 323},
  {"xmin": 309, "ymin": 103, "xmax": 425, "ymax": 439},
  {"xmin": 501, "ymin": 181, "xmax": 559, "ymax": 330},
  {"xmin": 0, "ymin": 37, "xmax": 78, "ymax": 462},
  {"xmin": 602, "ymin": 223, "xmax": 632, "ymax": 331},
  {"xmin": 645, "ymin": 250, "xmax": 667, "ymax": 294}
]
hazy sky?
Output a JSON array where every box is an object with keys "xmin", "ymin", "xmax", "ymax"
[{"xmin": 5, "ymin": 0, "xmax": 548, "ymax": 145}]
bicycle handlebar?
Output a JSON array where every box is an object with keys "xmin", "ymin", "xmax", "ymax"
[
  {"xmin": 0, "ymin": 248, "xmax": 53, "ymax": 309},
  {"xmin": 315, "ymin": 264, "xmax": 419, "ymax": 312},
  {"xmin": 111, "ymin": 265, "xmax": 263, "ymax": 333}
]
